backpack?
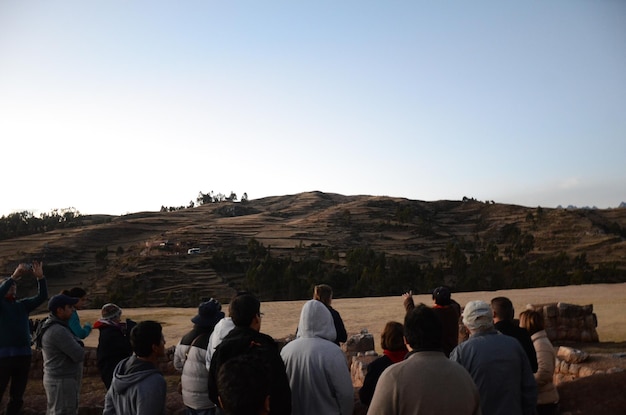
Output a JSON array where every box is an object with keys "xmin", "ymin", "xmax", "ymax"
[{"xmin": 32, "ymin": 317, "xmax": 61, "ymax": 350}]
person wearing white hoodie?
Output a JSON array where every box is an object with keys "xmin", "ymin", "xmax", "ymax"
[{"xmin": 280, "ymin": 299, "xmax": 354, "ymax": 415}]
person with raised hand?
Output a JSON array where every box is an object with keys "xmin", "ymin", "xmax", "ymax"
[{"xmin": 0, "ymin": 261, "xmax": 47, "ymax": 415}]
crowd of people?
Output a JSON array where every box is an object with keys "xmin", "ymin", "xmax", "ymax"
[{"xmin": 0, "ymin": 261, "xmax": 560, "ymax": 415}]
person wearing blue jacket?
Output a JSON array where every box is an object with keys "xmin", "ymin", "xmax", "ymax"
[
  {"xmin": 62, "ymin": 287, "xmax": 92, "ymax": 339},
  {"xmin": 0, "ymin": 261, "xmax": 47, "ymax": 415}
]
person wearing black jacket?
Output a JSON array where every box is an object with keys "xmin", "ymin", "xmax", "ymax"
[
  {"xmin": 358, "ymin": 321, "xmax": 407, "ymax": 406},
  {"xmin": 208, "ymin": 293, "xmax": 291, "ymax": 415},
  {"xmin": 313, "ymin": 284, "xmax": 347, "ymax": 346},
  {"xmin": 491, "ymin": 296, "xmax": 538, "ymax": 373},
  {"xmin": 93, "ymin": 303, "xmax": 137, "ymax": 389}
]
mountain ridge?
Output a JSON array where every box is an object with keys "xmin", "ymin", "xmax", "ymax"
[{"xmin": 1, "ymin": 192, "xmax": 625, "ymax": 307}]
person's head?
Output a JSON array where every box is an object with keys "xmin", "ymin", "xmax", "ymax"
[
  {"xmin": 101, "ymin": 303, "xmax": 123, "ymax": 322},
  {"xmin": 3, "ymin": 278, "xmax": 16, "ymax": 298},
  {"xmin": 403, "ymin": 303, "xmax": 442, "ymax": 351},
  {"xmin": 229, "ymin": 293, "xmax": 262, "ymax": 330},
  {"xmin": 313, "ymin": 284, "xmax": 333, "ymax": 306},
  {"xmin": 192, "ymin": 298, "xmax": 225, "ymax": 329},
  {"xmin": 432, "ymin": 286, "xmax": 452, "ymax": 306},
  {"xmin": 462, "ymin": 300, "xmax": 494, "ymax": 333},
  {"xmin": 380, "ymin": 321, "xmax": 407, "ymax": 352},
  {"xmin": 48, "ymin": 294, "xmax": 79, "ymax": 321},
  {"xmin": 227, "ymin": 291, "xmax": 251, "ymax": 316},
  {"xmin": 491, "ymin": 296, "xmax": 514, "ymax": 322},
  {"xmin": 62, "ymin": 287, "xmax": 88, "ymax": 309},
  {"xmin": 519, "ymin": 309, "xmax": 544, "ymax": 336},
  {"xmin": 218, "ymin": 354, "xmax": 270, "ymax": 415},
  {"xmin": 130, "ymin": 320, "xmax": 165, "ymax": 359}
]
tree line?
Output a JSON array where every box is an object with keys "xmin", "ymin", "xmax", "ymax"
[
  {"xmin": 0, "ymin": 208, "xmax": 87, "ymax": 241},
  {"xmin": 212, "ymin": 231, "xmax": 626, "ymax": 302}
]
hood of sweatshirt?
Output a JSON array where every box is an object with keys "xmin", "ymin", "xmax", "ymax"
[
  {"xmin": 41, "ymin": 313, "xmax": 69, "ymax": 329},
  {"xmin": 110, "ymin": 355, "xmax": 161, "ymax": 394},
  {"xmin": 296, "ymin": 300, "xmax": 336, "ymax": 341}
]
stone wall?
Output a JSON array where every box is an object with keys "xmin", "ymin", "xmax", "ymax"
[
  {"xmin": 524, "ymin": 302, "xmax": 599, "ymax": 343},
  {"xmin": 553, "ymin": 345, "xmax": 625, "ymax": 384}
]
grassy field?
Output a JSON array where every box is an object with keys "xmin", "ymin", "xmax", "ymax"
[{"xmin": 32, "ymin": 282, "xmax": 626, "ymax": 351}]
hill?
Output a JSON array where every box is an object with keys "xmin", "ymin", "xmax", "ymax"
[{"xmin": 1, "ymin": 192, "xmax": 625, "ymax": 308}]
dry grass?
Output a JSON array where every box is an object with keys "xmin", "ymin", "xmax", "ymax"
[{"xmin": 32, "ymin": 282, "xmax": 626, "ymax": 351}]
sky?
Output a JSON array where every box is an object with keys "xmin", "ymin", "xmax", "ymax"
[{"xmin": 1, "ymin": 1, "xmax": 625, "ymax": 217}]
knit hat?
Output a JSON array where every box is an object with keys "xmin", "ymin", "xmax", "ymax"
[
  {"xmin": 432, "ymin": 286, "xmax": 452, "ymax": 306},
  {"xmin": 191, "ymin": 298, "xmax": 225, "ymax": 329},
  {"xmin": 462, "ymin": 300, "xmax": 493, "ymax": 330},
  {"xmin": 48, "ymin": 294, "xmax": 79, "ymax": 312},
  {"xmin": 101, "ymin": 303, "xmax": 122, "ymax": 320}
]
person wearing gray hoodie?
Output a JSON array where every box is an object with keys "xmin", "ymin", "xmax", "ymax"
[
  {"xmin": 103, "ymin": 320, "xmax": 167, "ymax": 415},
  {"xmin": 280, "ymin": 299, "xmax": 354, "ymax": 415},
  {"xmin": 40, "ymin": 294, "xmax": 84, "ymax": 415}
]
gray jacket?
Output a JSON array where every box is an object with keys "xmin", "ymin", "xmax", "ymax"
[
  {"xmin": 40, "ymin": 314, "xmax": 85, "ymax": 379},
  {"xmin": 450, "ymin": 329, "xmax": 537, "ymax": 415},
  {"xmin": 103, "ymin": 355, "xmax": 167, "ymax": 415},
  {"xmin": 280, "ymin": 300, "xmax": 354, "ymax": 415}
]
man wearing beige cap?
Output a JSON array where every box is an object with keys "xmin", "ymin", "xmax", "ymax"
[{"xmin": 450, "ymin": 300, "xmax": 537, "ymax": 415}]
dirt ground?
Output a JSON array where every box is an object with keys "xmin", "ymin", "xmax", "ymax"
[{"xmin": 16, "ymin": 283, "xmax": 626, "ymax": 414}]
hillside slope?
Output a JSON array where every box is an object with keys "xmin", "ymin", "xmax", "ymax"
[{"xmin": 1, "ymin": 192, "xmax": 625, "ymax": 307}]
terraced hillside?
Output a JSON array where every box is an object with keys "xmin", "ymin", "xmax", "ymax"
[{"xmin": 1, "ymin": 192, "xmax": 625, "ymax": 307}]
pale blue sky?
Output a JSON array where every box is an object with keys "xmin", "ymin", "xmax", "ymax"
[{"xmin": 1, "ymin": 1, "xmax": 625, "ymax": 216}]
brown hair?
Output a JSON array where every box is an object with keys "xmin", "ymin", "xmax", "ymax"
[
  {"xmin": 380, "ymin": 321, "xmax": 406, "ymax": 352},
  {"xmin": 313, "ymin": 284, "xmax": 333, "ymax": 306},
  {"xmin": 519, "ymin": 309, "xmax": 544, "ymax": 335}
]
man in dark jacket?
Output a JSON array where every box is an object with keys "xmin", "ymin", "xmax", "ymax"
[
  {"xmin": 208, "ymin": 293, "xmax": 291, "ymax": 415},
  {"xmin": 491, "ymin": 296, "xmax": 538, "ymax": 373},
  {"xmin": 0, "ymin": 261, "xmax": 47, "ymax": 415}
]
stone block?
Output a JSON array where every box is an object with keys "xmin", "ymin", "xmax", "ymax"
[
  {"xmin": 557, "ymin": 346, "xmax": 589, "ymax": 364},
  {"xmin": 544, "ymin": 304, "xmax": 559, "ymax": 318},
  {"xmin": 578, "ymin": 366, "xmax": 596, "ymax": 377},
  {"xmin": 343, "ymin": 332, "xmax": 375, "ymax": 355},
  {"xmin": 581, "ymin": 304, "xmax": 593, "ymax": 315},
  {"xmin": 568, "ymin": 363, "xmax": 580, "ymax": 375},
  {"xmin": 350, "ymin": 352, "xmax": 379, "ymax": 387},
  {"xmin": 584, "ymin": 314, "xmax": 597, "ymax": 328},
  {"xmin": 558, "ymin": 302, "xmax": 584, "ymax": 318}
]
